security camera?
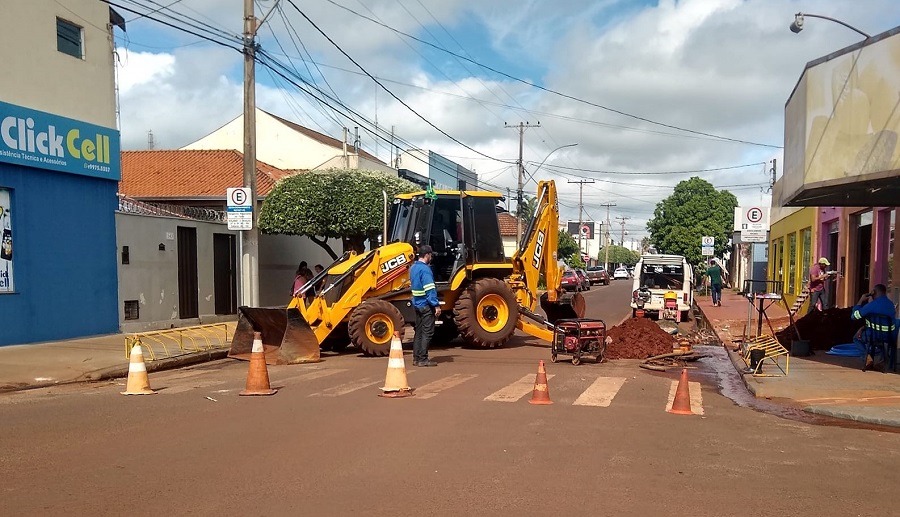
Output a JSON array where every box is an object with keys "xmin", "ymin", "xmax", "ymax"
[{"xmin": 790, "ymin": 13, "xmax": 804, "ymax": 33}]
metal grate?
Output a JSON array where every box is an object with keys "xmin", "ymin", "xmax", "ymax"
[{"xmin": 124, "ymin": 300, "xmax": 140, "ymax": 320}]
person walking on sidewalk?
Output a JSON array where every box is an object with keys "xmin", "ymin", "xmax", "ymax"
[
  {"xmin": 807, "ymin": 257, "xmax": 831, "ymax": 314},
  {"xmin": 707, "ymin": 259, "xmax": 724, "ymax": 307},
  {"xmin": 410, "ymin": 245, "xmax": 440, "ymax": 367}
]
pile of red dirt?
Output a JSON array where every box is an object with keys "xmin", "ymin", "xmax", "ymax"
[
  {"xmin": 604, "ymin": 317, "xmax": 677, "ymax": 359},
  {"xmin": 775, "ymin": 307, "xmax": 863, "ymax": 350}
]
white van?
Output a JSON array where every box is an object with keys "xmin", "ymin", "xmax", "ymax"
[{"xmin": 630, "ymin": 254, "xmax": 693, "ymax": 322}]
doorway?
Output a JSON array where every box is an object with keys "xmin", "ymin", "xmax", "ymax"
[
  {"xmin": 213, "ymin": 233, "xmax": 237, "ymax": 315},
  {"xmin": 856, "ymin": 212, "xmax": 873, "ymax": 299},
  {"xmin": 826, "ymin": 221, "xmax": 839, "ymax": 308},
  {"xmin": 177, "ymin": 226, "xmax": 199, "ymax": 319}
]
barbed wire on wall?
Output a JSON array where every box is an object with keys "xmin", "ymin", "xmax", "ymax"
[{"xmin": 117, "ymin": 195, "xmax": 226, "ymax": 223}]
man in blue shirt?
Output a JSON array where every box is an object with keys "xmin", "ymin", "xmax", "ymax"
[
  {"xmin": 410, "ymin": 245, "xmax": 441, "ymax": 367},
  {"xmin": 851, "ymin": 284, "xmax": 897, "ymax": 370}
]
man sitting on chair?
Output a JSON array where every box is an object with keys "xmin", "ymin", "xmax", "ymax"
[{"xmin": 851, "ymin": 284, "xmax": 897, "ymax": 370}]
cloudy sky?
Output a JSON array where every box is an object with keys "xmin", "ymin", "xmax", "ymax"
[{"xmin": 111, "ymin": 0, "xmax": 900, "ymax": 244}]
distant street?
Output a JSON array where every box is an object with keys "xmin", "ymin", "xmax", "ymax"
[{"xmin": 2, "ymin": 278, "xmax": 899, "ymax": 516}]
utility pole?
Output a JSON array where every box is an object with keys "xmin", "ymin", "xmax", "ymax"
[
  {"xmin": 241, "ymin": 0, "xmax": 279, "ymax": 307},
  {"xmin": 616, "ymin": 216, "xmax": 630, "ymax": 247},
  {"xmin": 241, "ymin": 0, "xmax": 259, "ymax": 308},
  {"xmin": 568, "ymin": 179, "xmax": 594, "ymax": 261},
  {"xmin": 599, "ymin": 202, "xmax": 616, "ymax": 269},
  {"xmin": 505, "ymin": 121, "xmax": 540, "ymax": 246}
]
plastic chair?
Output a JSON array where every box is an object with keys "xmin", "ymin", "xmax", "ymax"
[{"xmin": 860, "ymin": 314, "xmax": 895, "ymax": 372}]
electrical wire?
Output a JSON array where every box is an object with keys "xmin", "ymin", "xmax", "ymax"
[{"xmin": 321, "ymin": 0, "xmax": 782, "ymax": 149}]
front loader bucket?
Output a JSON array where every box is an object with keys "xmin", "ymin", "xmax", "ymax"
[
  {"xmin": 228, "ymin": 306, "xmax": 321, "ymax": 365},
  {"xmin": 540, "ymin": 291, "xmax": 586, "ymax": 324}
]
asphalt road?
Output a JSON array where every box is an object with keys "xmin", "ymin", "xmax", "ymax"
[{"xmin": 2, "ymin": 279, "xmax": 899, "ymax": 516}]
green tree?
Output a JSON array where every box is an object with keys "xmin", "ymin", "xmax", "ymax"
[
  {"xmin": 568, "ymin": 253, "xmax": 585, "ymax": 269},
  {"xmin": 258, "ymin": 168, "xmax": 417, "ymax": 259},
  {"xmin": 646, "ymin": 177, "xmax": 737, "ymax": 266},
  {"xmin": 513, "ymin": 195, "xmax": 538, "ymax": 223},
  {"xmin": 557, "ymin": 229, "xmax": 579, "ymax": 262},
  {"xmin": 598, "ymin": 245, "xmax": 640, "ymax": 266}
]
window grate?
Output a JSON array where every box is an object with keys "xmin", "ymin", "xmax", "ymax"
[{"xmin": 124, "ymin": 300, "xmax": 139, "ymax": 320}]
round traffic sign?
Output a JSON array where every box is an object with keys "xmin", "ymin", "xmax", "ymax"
[
  {"xmin": 581, "ymin": 225, "xmax": 590, "ymax": 235},
  {"xmin": 747, "ymin": 207, "xmax": 763, "ymax": 223},
  {"xmin": 701, "ymin": 236, "xmax": 714, "ymax": 246},
  {"xmin": 231, "ymin": 189, "xmax": 247, "ymax": 205}
]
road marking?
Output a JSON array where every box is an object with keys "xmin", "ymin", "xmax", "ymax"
[
  {"xmin": 277, "ymin": 369, "xmax": 347, "ymax": 385},
  {"xmin": 484, "ymin": 374, "xmax": 555, "ymax": 403},
  {"xmin": 309, "ymin": 377, "xmax": 381, "ymax": 397},
  {"xmin": 573, "ymin": 376, "xmax": 627, "ymax": 407},
  {"xmin": 414, "ymin": 374, "xmax": 478, "ymax": 400},
  {"xmin": 665, "ymin": 381, "xmax": 704, "ymax": 415}
]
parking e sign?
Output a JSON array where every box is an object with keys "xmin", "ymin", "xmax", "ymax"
[{"xmin": 227, "ymin": 187, "xmax": 253, "ymax": 230}]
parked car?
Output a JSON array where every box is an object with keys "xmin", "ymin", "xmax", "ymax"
[
  {"xmin": 586, "ymin": 266, "xmax": 610, "ymax": 285},
  {"xmin": 613, "ymin": 267, "xmax": 630, "ymax": 280},
  {"xmin": 560, "ymin": 270, "xmax": 582, "ymax": 292},
  {"xmin": 574, "ymin": 268, "xmax": 591, "ymax": 291}
]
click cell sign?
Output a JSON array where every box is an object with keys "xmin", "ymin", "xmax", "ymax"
[{"xmin": 0, "ymin": 100, "xmax": 121, "ymax": 181}]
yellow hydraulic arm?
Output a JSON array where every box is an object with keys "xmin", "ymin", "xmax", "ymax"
[{"xmin": 507, "ymin": 180, "xmax": 582, "ymax": 343}]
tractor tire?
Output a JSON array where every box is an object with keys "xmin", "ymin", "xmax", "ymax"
[
  {"xmin": 454, "ymin": 278, "xmax": 518, "ymax": 348},
  {"xmin": 348, "ymin": 299, "xmax": 404, "ymax": 357}
]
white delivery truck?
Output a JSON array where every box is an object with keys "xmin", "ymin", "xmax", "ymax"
[{"xmin": 630, "ymin": 254, "xmax": 693, "ymax": 322}]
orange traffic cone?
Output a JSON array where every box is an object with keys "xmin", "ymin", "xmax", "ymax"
[
  {"xmin": 528, "ymin": 360, "xmax": 553, "ymax": 405},
  {"xmin": 668, "ymin": 368, "xmax": 693, "ymax": 415},
  {"xmin": 380, "ymin": 331, "xmax": 414, "ymax": 398},
  {"xmin": 121, "ymin": 343, "xmax": 156, "ymax": 395},
  {"xmin": 240, "ymin": 332, "xmax": 277, "ymax": 396}
]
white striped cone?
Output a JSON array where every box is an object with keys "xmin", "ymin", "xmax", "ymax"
[
  {"xmin": 381, "ymin": 332, "xmax": 412, "ymax": 394},
  {"xmin": 121, "ymin": 344, "xmax": 156, "ymax": 395}
]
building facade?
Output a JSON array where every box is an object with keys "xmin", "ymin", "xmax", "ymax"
[
  {"xmin": 777, "ymin": 25, "xmax": 900, "ymax": 310},
  {"xmin": 182, "ymin": 109, "xmax": 392, "ymax": 173},
  {"xmin": 398, "ymin": 149, "xmax": 479, "ymax": 190},
  {"xmin": 0, "ymin": 1, "xmax": 123, "ymax": 346}
]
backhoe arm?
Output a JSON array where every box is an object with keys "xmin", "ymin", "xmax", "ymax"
[{"xmin": 510, "ymin": 180, "xmax": 565, "ymax": 310}]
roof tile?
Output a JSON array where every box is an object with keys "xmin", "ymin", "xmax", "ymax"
[{"xmin": 120, "ymin": 150, "xmax": 294, "ymax": 199}]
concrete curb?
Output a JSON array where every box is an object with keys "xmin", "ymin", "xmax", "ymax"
[
  {"xmin": 696, "ymin": 304, "xmax": 758, "ymax": 395},
  {"xmin": 803, "ymin": 405, "xmax": 900, "ymax": 428},
  {"xmin": 0, "ymin": 349, "xmax": 230, "ymax": 394}
]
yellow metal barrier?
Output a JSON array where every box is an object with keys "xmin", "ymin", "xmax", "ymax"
[
  {"xmin": 741, "ymin": 334, "xmax": 790, "ymax": 377},
  {"xmin": 125, "ymin": 323, "xmax": 231, "ymax": 361}
]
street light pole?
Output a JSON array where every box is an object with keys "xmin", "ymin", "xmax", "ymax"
[
  {"xmin": 790, "ymin": 12, "xmax": 871, "ymax": 38},
  {"xmin": 241, "ymin": 0, "xmax": 259, "ymax": 308}
]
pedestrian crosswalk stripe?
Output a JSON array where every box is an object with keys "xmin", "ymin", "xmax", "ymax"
[
  {"xmin": 484, "ymin": 374, "xmax": 555, "ymax": 403},
  {"xmin": 414, "ymin": 374, "xmax": 478, "ymax": 400},
  {"xmin": 309, "ymin": 377, "xmax": 381, "ymax": 397},
  {"xmin": 573, "ymin": 376, "xmax": 626, "ymax": 407},
  {"xmin": 278, "ymin": 368, "xmax": 348, "ymax": 385},
  {"xmin": 665, "ymin": 381, "xmax": 704, "ymax": 415}
]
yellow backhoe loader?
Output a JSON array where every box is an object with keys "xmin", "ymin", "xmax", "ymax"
[{"xmin": 229, "ymin": 180, "xmax": 584, "ymax": 364}]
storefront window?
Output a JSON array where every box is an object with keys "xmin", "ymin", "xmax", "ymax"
[
  {"xmin": 800, "ymin": 228, "xmax": 811, "ymax": 292},
  {"xmin": 0, "ymin": 188, "xmax": 13, "ymax": 293},
  {"xmin": 787, "ymin": 233, "xmax": 797, "ymax": 294}
]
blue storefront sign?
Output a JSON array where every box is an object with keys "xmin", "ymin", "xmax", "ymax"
[{"xmin": 0, "ymin": 100, "xmax": 120, "ymax": 181}]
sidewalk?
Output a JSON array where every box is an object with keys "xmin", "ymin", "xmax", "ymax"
[
  {"xmin": 0, "ymin": 323, "xmax": 235, "ymax": 393},
  {"xmin": 699, "ymin": 289, "xmax": 900, "ymax": 427}
]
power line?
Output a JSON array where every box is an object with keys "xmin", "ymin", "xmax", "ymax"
[
  {"xmin": 524, "ymin": 161, "xmax": 767, "ymax": 176},
  {"xmin": 321, "ymin": 0, "xmax": 782, "ymax": 149},
  {"xmin": 285, "ymin": 0, "xmax": 515, "ymax": 164}
]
